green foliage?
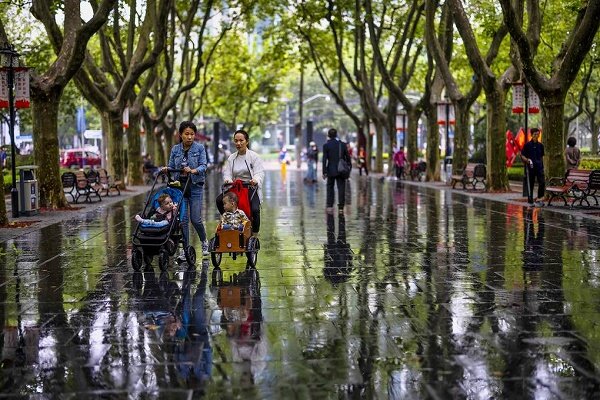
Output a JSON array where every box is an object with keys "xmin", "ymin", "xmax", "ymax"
[{"xmin": 580, "ymin": 157, "xmax": 600, "ymax": 170}]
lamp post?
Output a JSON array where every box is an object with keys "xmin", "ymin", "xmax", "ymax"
[
  {"xmin": 302, "ymin": 94, "xmax": 330, "ymax": 148},
  {"xmin": 0, "ymin": 44, "xmax": 20, "ymax": 218}
]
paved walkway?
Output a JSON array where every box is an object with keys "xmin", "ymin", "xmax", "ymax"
[{"xmin": 0, "ymin": 166, "xmax": 599, "ymax": 398}]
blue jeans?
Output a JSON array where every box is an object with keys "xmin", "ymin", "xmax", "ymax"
[
  {"xmin": 306, "ymin": 160, "xmax": 317, "ymax": 181},
  {"xmin": 181, "ymin": 183, "xmax": 207, "ymax": 247}
]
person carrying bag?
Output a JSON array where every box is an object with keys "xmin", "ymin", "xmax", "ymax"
[{"xmin": 322, "ymin": 128, "xmax": 351, "ymax": 214}]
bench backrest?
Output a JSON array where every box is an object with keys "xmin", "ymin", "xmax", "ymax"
[
  {"xmin": 473, "ymin": 164, "xmax": 486, "ymax": 178},
  {"xmin": 566, "ymin": 169, "xmax": 592, "ymax": 184},
  {"xmin": 463, "ymin": 163, "xmax": 478, "ymax": 177},
  {"xmin": 588, "ymin": 170, "xmax": 600, "ymax": 189},
  {"xmin": 61, "ymin": 172, "xmax": 76, "ymax": 188}
]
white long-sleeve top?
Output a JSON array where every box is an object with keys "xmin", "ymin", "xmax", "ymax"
[{"xmin": 223, "ymin": 149, "xmax": 265, "ymax": 203}]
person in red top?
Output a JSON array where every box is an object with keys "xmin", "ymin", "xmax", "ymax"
[
  {"xmin": 357, "ymin": 147, "xmax": 368, "ymax": 176},
  {"xmin": 393, "ymin": 146, "xmax": 407, "ymax": 179}
]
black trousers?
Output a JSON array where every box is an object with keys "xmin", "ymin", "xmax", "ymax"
[
  {"xmin": 216, "ymin": 186, "xmax": 261, "ymax": 233},
  {"xmin": 526, "ymin": 167, "xmax": 545, "ymax": 203},
  {"xmin": 326, "ymin": 176, "xmax": 346, "ymax": 208}
]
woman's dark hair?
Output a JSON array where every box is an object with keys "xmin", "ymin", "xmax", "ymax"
[
  {"xmin": 234, "ymin": 129, "xmax": 249, "ymax": 141},
  {"xmin": 567, "ymin": 136, "xmax": 577, "ymax": 147},
  {"xmin": 179, "ymin": 121, "xmax": 197, "ymax": 134}
]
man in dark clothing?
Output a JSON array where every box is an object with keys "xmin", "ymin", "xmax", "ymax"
[
  {"xmin": 520, "ymin": 128, "xmax": 545, "ymax": 207},
  {"xmin": 322, "ymin": 128, "xmax": 350, "ymax": 214}
]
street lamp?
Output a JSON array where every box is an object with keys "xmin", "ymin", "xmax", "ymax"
[
  {"xmin": 0, "ymin": 44, "xmax": 20, "ymax": 218},
  {"xmin": 303, "ymin": 94, "xmax": 330, "ymax": 148}
]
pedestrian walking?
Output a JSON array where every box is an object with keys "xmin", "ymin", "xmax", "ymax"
[
  {"xmin": 305, "ymin": 141, "xmax": 318, "ymax": 183},
  {"xmin": 322, "ymin": 128, "xmax": 351, "ymax": 214},
  {"xmin": 0, "ymin": 147, "xmax": 6, "ymax": 169},
  {"xmin": 520, "ymin": 128, "xmax": 545, "ymax": 207},
  {"xmin": 565, "ymin": 136, "xmax": 581, "ymax": 170},
  {"xmin": 163, "ymin": 121, "xmax": 209, "ymax": 259},
  {"xmin": 393, "ymin": 146, "xmax": 407, "ymax": 179},
  {"xmin": 357, "ymin": 146, "xmax": 368, "ymax": 176},
  {"xmin": 217, "ymin": 129, "xmax": 265, "ymax": 237}
]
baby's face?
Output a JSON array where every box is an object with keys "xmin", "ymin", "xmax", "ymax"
[
  {"xmin": 223, "ymin": 198, "xmax": 236, "ymax": 212},
  {"xmin": 161, "ymin": 197, "xmax": 175, "ymax": 211}
]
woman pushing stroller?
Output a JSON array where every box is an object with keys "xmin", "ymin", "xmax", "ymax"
[{"xmin": 216, "ymin": 129, "xmax": 265, "ymax": 238}]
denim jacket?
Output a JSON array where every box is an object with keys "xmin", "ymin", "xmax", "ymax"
[{"xmin": 167, "ymin": 141, "xmax": 207, "ymax": 185}]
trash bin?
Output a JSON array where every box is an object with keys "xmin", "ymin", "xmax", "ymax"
[
  {"xmin": 17, "ymin": 165, "xmax": 39, "ymax": 216},
  {"xmin": 444, "ymin": 156, "xmax": 453, "ymax": 183}
]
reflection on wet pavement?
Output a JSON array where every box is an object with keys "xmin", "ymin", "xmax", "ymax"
[{"xmin": 1, "ymin": 170, "xmax": 600, "ymax": 398}]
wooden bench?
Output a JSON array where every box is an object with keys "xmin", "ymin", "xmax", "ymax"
[
  {"xmin": 546, "ymin": 169, "xmax": 593, "ymax": 206},
  {"xmin": 451, "ymin": 163, "xmax": 486, "ymax": 190},
  {"xmin": 97, "ymin": 168, "xmax": 121, "ymax": 196}
]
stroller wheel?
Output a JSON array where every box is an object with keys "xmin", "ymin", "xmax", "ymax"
[
  {"xmin": 132, "ymin": 247, "xmax": 143, "ymax": 271},
  {"xmin": 158, "ymin": 249, "xmax": 170, "ymax": 272},
  {"xmin": 185, "ymin": 246, "xmax": 196, "ymax": 268},
  {"xmin": 211, "ymin": 251, "xmax": 222, "ymax": 268}
]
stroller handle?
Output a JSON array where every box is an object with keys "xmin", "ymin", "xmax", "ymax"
[{"xmin": 222, "ymin": 180, "xmax": 252, "ymax": 191}]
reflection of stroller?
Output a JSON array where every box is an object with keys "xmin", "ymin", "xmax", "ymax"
[
  {"xmin": 209, "ymin": 180, "xmax": 260, "ymax": 268},
  {"xmin": 131, "ymin": 170, "xmax": 196, "ymax": 271}
]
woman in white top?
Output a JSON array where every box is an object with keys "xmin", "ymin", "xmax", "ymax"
[{"xmin": 217, "ymin": 129, "xmax": 265, "ymax": 236}]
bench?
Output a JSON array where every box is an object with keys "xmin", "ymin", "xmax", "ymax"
[
  {"xmin": 451, "ymin": 163, "xmax": 486, "ymax": 190},
  {"xmin": 61, "ymin": 172, "xmax": 78, "ymax": 202},
  {"xmin": 97, "ymin": 168, "xmax": 121, "ymax": 196},
  {"xmin": 545, "ymin": 169, "xmax": 593, "ymax": 206}
]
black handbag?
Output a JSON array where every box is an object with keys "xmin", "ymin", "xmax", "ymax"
[{"xmin": 337, "ymin": 142, "xmax": 352, "ymax": 179}]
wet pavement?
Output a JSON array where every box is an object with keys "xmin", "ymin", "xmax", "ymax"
[{"xmin": 1, "ymin": 169, "xmax": 600, "ymax": 399}]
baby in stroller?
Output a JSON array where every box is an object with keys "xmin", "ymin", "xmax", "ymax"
[
  {"xmin": 135, "ymin": 194, "xmax": 177, "ymax": 228},
  {"xmin": 221, "ymin": 192, "xmax": 249, "ymax": 231},
  {"xmin": 131, "ymin": 181, "xmax": 196, "ymax": 271}
]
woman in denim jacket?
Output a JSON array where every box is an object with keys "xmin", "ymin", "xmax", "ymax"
[{"xmin": 165, "ymin": 121, "xmax": 209, "ymax": 258}]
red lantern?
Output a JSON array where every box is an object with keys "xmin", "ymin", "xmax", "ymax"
[
  {"xmin": 14, "ymin": 67, "xmax": 30, "ymax": 109},
  {"xmin": 528, "ymin": 88, "xmax": 540, "ymax": 114},
  {"xmin": 436, "ymin": 101, "xmax": 455, "ymax": 125},
  {"xmin": 0, "ymin": 69, "xmax": 8, "ymax": 108},
  {"xmin": 512, "ymin": 82, "xmax": 524, "ymax": 114}
]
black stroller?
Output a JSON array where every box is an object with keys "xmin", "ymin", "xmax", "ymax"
[{"xmin": 131, "ymin": 170, "xmax": 196, "ymax": 271}]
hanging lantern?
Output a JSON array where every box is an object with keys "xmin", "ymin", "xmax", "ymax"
[
  {"xmin": 369, "ymin": 121, "xmax": 376, "ymax": 136},
  {"xmin": 14, "ymin": 67, "xmax": 29, "ymax": 109},
  {"xmin": 122, "ymin": 107, "xmax": 129, "ymax": 129},
  {"xmin": 512, "ymin": 82, "xmax": 524, "ymax": 114},
  {"xmin": 395, "ymin": 112, "xmax": 407, "ymax": 131},
  {"xmin": 528, "ymin": 87, "xmax": 540, "ymax": 114},
  {"xmin": 0, "ymin": 69, "xmax": 8, "ymax": 108},
  {"xmin": 436, "ymin": 101, "xmax": 455, "ymax": 125}
]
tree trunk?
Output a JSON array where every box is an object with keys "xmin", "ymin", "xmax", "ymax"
[
  {"xmin": 375, "ymin": 124, "xmax": 383, "ymax": 173},
  {"xmin": 31, "ymin": 88, "xmax": 69, "ymax": 208},
  {"xmin": 425, "ymin": 111, "xmax": 441, "ymax": 181},
  {"xmin": 406, "ymin": 109, "xmax": 419, "ymax": 166},
  {"xmin": 541, "ymin": 94, "xmax": 566, "ymax": 179},
  {"xmin": 486, "ymin": 88, "xmax": 508, "ymax": 191},
  {"xmin": 591, "ymin": 119, "xmax": 599, "ymax": 155},
  {"xmin": 127, "ymin": 116, "xmax": 143, "ymax": 185},
  {"xmin": 453, "ymin": 101, "xmax": 470, "ymax": 173},
  {"xmin": 104, "ymin": 111, "xmax": 125, "ymax": 183}
]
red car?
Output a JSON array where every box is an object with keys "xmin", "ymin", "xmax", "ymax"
[{"xmin": 60, "ymin": 148, "xmax": 101, "ymax": 168}]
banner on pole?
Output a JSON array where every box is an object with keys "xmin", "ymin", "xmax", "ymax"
[
  {"xmin": 122, "ymin": 107, "xmax": 129, "ymax": 129},
  {"xmin": 512, "ymin": 83, "xmax": 524, "ymax": 114},
  {"xmin": 14, "ymin": 68, "xmax": 30, "ymax": 109},
  {"xmin": 0, "ymin": 70, "xmax": 8, "ymax": 108}
]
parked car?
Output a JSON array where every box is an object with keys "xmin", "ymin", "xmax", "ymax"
[{"xmin": 60, "ymin": 148, "xmax": 101, "ymax": 168}]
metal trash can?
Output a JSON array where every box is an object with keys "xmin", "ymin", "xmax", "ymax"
[
  {"xmin": 444, "ymin": 156, "xmax": 453, "ymax": 183},
  {"xmin": 17, "ymin": 165, "xmax": 39, "ymax": 216}
]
